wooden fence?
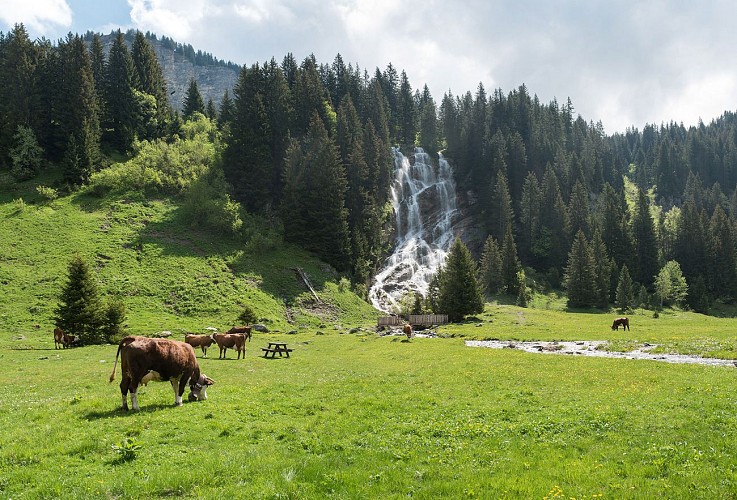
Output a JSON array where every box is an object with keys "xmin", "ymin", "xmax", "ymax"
[{"xmin": 377, "ymin": 314, "xmax": 448, "ymax": 327}]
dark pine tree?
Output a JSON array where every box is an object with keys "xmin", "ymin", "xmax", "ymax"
[
  {"xmin": 615, "ymin": 264, "xmax": 635, "ymax": 312},
  {"xmin": 436, "ymin": 238, "xmax": 484, "ymax": 322},
  {"xmin": 282, "ymin": 114, "xmax": 351, "ymax": 271},
  {"xmin": 131, "ymin": 30, "xmax": 171, "ymax": 135},
  {"xmin": 58, "ymin": 34, "xmax": 100, "ymax": 185},
  {"xmin": 182, "ymin": 77, "xmax": 205, "ymax": 119},
  {"xmin": 478, "ymin": 235, "xmax": 503, "ymax": 296},
  {"xmin": 708, "ymin": 205, "xmax": 737, "ymax": 300},
  {"xmin": 564, "ymin": 230, "xmax": 596, "ymax": 308},
  {"xmin": 102, "ymin": 30, "xmax": 137, "ymax": 153},
  {"xmin": 0, "ymin": 24, "xmax": 38, "ymax": 166},
  {"xmin": 53, "ymin": 255, "xmax": 103, "ymax": 344},
  {"xmin": 218, "ymin": 88, "xmax": 234, "ymax": 128},
  {"xmin": 632, "ymin": 188, "xmax": 659, "ymax": 289},
  {"xmin": 500, "ymin": 225, "xmax": 521, "ymax": 295}
]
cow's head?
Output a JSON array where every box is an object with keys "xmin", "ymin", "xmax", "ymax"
[{"xmin": 188, "ymin": 373, "xmax": 214, "ymax": 402}]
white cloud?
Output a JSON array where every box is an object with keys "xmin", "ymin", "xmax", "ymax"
[
  {"xmin": 127, "ymin": 0, "xmax": 222, "ymax": 40},
  {"xmin": 233, "ymin": 0, "xmax": 295, "ymax": 24},
  {"xmin": 0, "ymin": 0, "xmax": 72, "ymax": 34},
  {"xmin": 11, "ymin": 0, "xmax": 724, "ymax": 134}
]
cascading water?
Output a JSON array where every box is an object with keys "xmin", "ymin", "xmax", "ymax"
[{"xmin": 369, "ymin": 147, "xmax": 459, "ymax": 312}]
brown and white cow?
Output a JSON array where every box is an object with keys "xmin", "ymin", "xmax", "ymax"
[
  {"xmin": 109, "ymin": 336, "xmax": 214, "ymax": 411},
  {"xmin": 53, "ymin": 327, "xmax": 77, "ymax": 348},
  {"xmin": 226, "ymin": 325, "xmax": 252, "ymax": 342},
  {"xmin": 211, "ymin": 332, "xmax": 246, "ymax": 359},
  {"xmin": 184, "ymin": 333, "xmax": 215, "ymax": 357},
  {"xmin": 53, "ymin": 327, "xmax": 64, "ymax": 349}
]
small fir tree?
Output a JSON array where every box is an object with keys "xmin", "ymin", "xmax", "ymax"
[
  {"xmin": 615, "ymin": 264, "xmax": 635, "ymax": 312},
  {"xmin": 100, "ymin": 297, "xmax": 127, "ymax": 343},
  {"xmin": 53, "ymin": 255, "xmax": 103, "ymax": 344},
  {"xmin": 182, "ymin": 77, "xmax": 205, "ymax": 119}
]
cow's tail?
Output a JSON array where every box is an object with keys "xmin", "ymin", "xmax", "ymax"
[{"xmin": 109, "ymin": 336, "xmax": 136, "ymax": 383}]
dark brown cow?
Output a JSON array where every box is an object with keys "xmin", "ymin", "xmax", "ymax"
[
  {"xmin": 109, "ymin": 336, "xmax": 214, "ymax": 411},
  {"xmin": 226, "ymin": 325, "xmax": 252, "ymax": 342},
  {"xmin": 211, "ymin": 332, "xmax": 246, "ymax": 359},
  {"xmin": 53, "ymin": 327, "xmax": 64, "ymax": 349},
  {"xmin": 185, "ymin": 333, "xmax": 215, "ymax": 357},
  {"xmin": 62, "ymin": 332, "xmax": 77, "ymax": 347},
  {"xmin": 611, "ymin": 317, "xmax": 630, "ymax": 331},
  {"xmin": 403, "ymin": 324, "xmax": 413, "ymax": 339}
]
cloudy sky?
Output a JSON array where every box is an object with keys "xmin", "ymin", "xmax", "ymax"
[{"xmin": 3, "ymin": 0, "xmax": 736, "ymax": 134}]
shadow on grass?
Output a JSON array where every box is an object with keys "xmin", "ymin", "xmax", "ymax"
[{"xmin": 84, "ymin": 402, "xmax": 178, "ymax": 420}]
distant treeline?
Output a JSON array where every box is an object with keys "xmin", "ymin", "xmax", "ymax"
[{"xmin": 3, "ymin": 22, "xmax": 737, "ymax": 311}]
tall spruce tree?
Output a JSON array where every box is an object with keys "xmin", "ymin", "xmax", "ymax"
[
  {"xmin": 501, "ymin": 225, "xmax": 521, "ymax": 295},
  {"xmin": 58, "ymin": 34, "xmax": 100, "ymax": 185},
  {"xmin": 564, "ymin": 230, "xmax": 596, "ymax": 308},
  {"xmin": 615, "ymin": 264, "xmax": 635, "ymax": 312},
  {"xmin": 435, "ymin": 238, "xmax": 484, "ymax": 322},
  {"xmin": 708, "ymin": 205, "xmax": 737, "ymax": 300},
  {"xmin": 519, "ymin": 171, "xmax": 541, "ymax": 264},
  {"xmin": 131, "ymin": 30, "xmax": 171, "ymax": 135},
  {"xmin": 590, "ymin": 229, "xmax": 612, "ymax": 309},
  {"xmin": 103, "ymin": 30, "xmax": 137, "ymax": 152},
  {"xmin": 282, "ymin": 113, "xmax": 351, "ymax": 271},
  {"xmin": 478, "ymin": 235, "xmax": 503, "ymax": 296},
  {"xmin": 489, "ymin": 170, "xmax": 514, "ymax": 242},
  {"xmin": 0, "ymin": 24, "xmax": 38, "ymax": 166},
  {"xmin": 632, "ymin": 188, "xmax": 659, "ymax": 289}
]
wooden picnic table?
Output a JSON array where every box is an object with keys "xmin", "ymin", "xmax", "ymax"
[{"xmin": 261, "ymin": 342, "xmax": 292, "ymax": 358}]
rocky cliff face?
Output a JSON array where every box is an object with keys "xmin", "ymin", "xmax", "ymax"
[
  {"xmin": 153, "ymin": 44, "xmax": 239, "ymax": 112},
  {"xmin": 95, "ymin": 34, "xmax": 240, "ymax": 112}
]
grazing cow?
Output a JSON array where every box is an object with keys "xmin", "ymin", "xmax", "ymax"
[
  {"xmin": 53, "ymin": 327, "xmax": 64, "ymax": 349},
  {"xmin": 611, "ymin": 317, "xmax": 630, "ymax": 331},
  {"xmin": 226, "ymin": 325, "xmax": 252, "ymax": 342},
  {"xmin": 185, "ymin": 333, "xmax": 215, "ymax": 357},
  {"xmin": 109, "ymin": 336, "xmax": 214, "ymax": 411},
  {"xmin": 62, "ymin": 332, "xmax": 77, "ymax": 348},
  {"xmin": 403, "ymin": 324, "xmax": 413, "ymax": 339},
  {"xmin": 211, "ymin": 332, "xmax": 246, "ymax": 359}
]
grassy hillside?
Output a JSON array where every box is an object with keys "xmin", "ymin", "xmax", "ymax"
[{"xmin": 0, "ymin": 172, "xmax": 380, "ymax": 347}]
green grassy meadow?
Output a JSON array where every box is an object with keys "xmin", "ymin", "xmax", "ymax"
[
  {"xmin": 2, "ymin": 323, "xmax": 737, "ymax": 499},
  {"xmin": 4, "ymin": 183, "xmax": 737, "ymax": 498}
]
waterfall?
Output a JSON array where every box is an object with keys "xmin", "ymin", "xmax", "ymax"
[{"xmin": 369, "ymin": 147, "xmax": 459, "ymax": 312}]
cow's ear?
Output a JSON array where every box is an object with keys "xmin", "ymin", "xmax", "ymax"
[{"xmin": 205, "ymin": 376, "xmax": 215, "ymax": 386}]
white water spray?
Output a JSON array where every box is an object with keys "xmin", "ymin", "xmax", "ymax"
[{"xmin": 369, "ymin": 147, "xmax": 459, "ymax": 312}]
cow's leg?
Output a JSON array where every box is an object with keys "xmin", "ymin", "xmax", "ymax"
[
  {"xmin": 202, "ymin": 346, "xmax": 207, "ymax": 358},
  {"xmin": 128, "ymin": 377, "xmax": 142, "ymax": 411},
  {"xmin": 120, "ymin": 375, "xmax": 131, "ymax": 411},
  {"xmin": 171, "ymin": 378, "xmax": 184, "ymax": 406}
]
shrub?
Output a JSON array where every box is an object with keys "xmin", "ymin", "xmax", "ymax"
[
  {"xmin": 10, "ymin": 125, "xmax": 43, "ymax": 181},
  {"xmin": 36, "ymin": 185, "xmax": 58, "ymax": 202},
  {"xmin": 237, "ymin": 305, "xmax": 258, "ymax": 325}
]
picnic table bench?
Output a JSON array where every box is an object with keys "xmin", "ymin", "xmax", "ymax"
[{"xmin": 261, "ymin": 342, "xmax": 292, "ymax": 358}]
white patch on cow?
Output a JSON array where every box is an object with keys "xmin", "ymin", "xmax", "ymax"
[
  {"xmin": 141, "ymin": 370, "xmax": 162, "ymax": 386},
  {"xmin": 131, "ymin": 391, "xmax": 139, "ymax": 411}
]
